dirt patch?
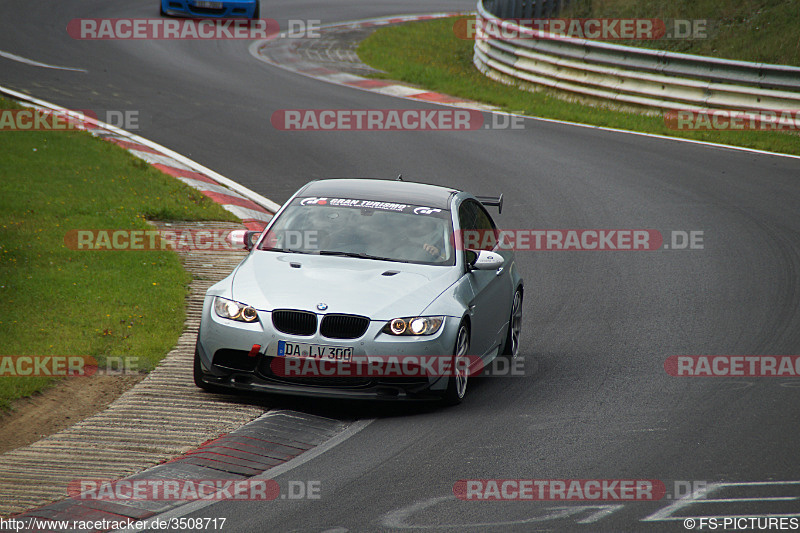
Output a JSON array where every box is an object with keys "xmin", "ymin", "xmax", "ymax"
[{"xmin": 0, "ymin": 375, "xmax": 144, "ymax": 454}]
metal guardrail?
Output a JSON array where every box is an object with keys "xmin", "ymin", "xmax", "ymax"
[
  {"xmin": 484, "ymin": 0, "xmax": 572, "ymax": 19},
  {"xmin": 474, "ymin": 0, "xmax": 800, "ymax": 113}
]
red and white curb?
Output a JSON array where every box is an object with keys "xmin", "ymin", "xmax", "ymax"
[
  {"xmin": 251, "ymin": 12, "xmax": 500, "ymax": 112},
  {"xmin": 0, "ymin": 85, "xmax": 279, "ymax": 231}
]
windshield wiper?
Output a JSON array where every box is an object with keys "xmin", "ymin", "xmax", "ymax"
[
  {"xmin": 261, "ymin": 247, "xmax": 315, "ymax": 254},
  {"xmin": 318, "ymin": 250, "xmax": 410, "ymax": 263}
]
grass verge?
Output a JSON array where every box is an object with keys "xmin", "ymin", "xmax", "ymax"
[
  {"xmin": 357, "ymin": 16, "xmax": 800, "ymax": 156},
  {"xmin": 0, "ymin": 97, "xmax": 239, "ymax": 411}
]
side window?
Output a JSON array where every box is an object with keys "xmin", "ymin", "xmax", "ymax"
[
  {"xmin": 473, "ymin": 204, "xmax": 497, "ymax": 234},
  {"xmin": 458, "ymin": 201, "xmax": 477, "ymax": 232},
  {"xmin": 458, "ymin": 200, "xmax": 498, "ymax": 252}
]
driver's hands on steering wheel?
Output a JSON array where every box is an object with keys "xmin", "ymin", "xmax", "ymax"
[{"xmin": 423, "ymin": 243, "xmax": 444, "ymax": 259}]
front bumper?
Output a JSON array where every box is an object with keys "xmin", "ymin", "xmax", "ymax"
[{"xmin": 196, "ymin": 297, "xmax": 461, "ymax": 401}]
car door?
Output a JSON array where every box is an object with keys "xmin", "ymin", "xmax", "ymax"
[{"xmin": 458, "ymin": 199, "xmax": 512, "ymax": 357}]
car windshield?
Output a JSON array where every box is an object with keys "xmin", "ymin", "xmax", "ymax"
[{"xmin": 258, "ymin": 197, "xmax": 455, "ymax": 265}]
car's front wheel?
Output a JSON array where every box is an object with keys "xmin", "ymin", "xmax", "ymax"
[
  {"xmin": 252, "ymin": 1, "xmax": 260, "ymax": 19},
  {"xmin": 502, "ymin": 288, "xmax": 523, "ymax": 357},
  {"xmin": 443, "ymin": 321, "xmax": 470, "ymax": 405}
]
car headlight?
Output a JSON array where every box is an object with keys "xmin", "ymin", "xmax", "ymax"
[
  {"xmin": 214, "ymin": 297, "xmax": 259, "ymax": 323},
  {"xmin": 382, "ymin": 316, "xmax": 444, "ymax": 336}
]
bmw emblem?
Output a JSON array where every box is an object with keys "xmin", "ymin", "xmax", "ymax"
[{"xmin": 317, "ymin": 303, "xmax": 328, "ymax": 311}]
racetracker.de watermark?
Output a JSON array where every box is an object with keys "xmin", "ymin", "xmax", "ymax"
[
  {"xmin": 0, "ymin": 109, "xmax": 142, "ymax": 131},
  {"xmin": 665, "ymin": 109, "xmax": 800, "ymax": 131},
  {"xmin": 67, "ymin": 479, "xmax": 321, "ymax": 501},
  {"xmin": 0, "ymin": 356, "xmax": 96, "ymax": 377},
  {"xmin": 270, "ymin": 109, "xmax": 524, "ymax": 131},
  {"xmin": 454, "ymin": 18, "xmax": 712, "ymax": 40},
  {"xmin": 270, "ymin": 355, "xmax": 527, "ymax": 378},
  {"xmin": 453, "ymin": 479, "xmax": 666, "ymax": 501},
  {"xmin": 457, "ymin": 229, "xmax": 663, "ymax": 251},
  {"xmin": 456, "ymin": 229, "xmax": 703, "ymax": 251},
  {"xmin": 66, "ymin": 18, "xmax": 320, "ymax": 40},
  {"xmin": 665, "ymin": 356, "xmax": 800, "ymax": 377},
  {"xmin": 0, "ymin": 356, "xmax": 139, "ymax": 376},
  {"xmin": 64, "ymin": 229, "xmax": 242, "ymax": 251},
  {"xmin": 0, "ymin": 109, "xmax": 96, "ymax": 131}
]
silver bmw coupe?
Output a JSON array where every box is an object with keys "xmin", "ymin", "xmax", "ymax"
[{"xmin": 194, "ymin": 178, "xmax": 523, "ymax": 404}]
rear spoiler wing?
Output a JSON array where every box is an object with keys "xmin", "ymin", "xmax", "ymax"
[{"xmin": 476, "ymin": 194, "xmax": 503, "ymax": 214}]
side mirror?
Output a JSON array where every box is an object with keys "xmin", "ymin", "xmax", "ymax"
[
  {"xmin": 228, "ymin": 230, "xmax": 261, "ymax": 251},
  {"xmin": 466, "ymin": 249, "xmax": 504, "ymax": 271},
  {"xmin": 243, "ymin": 231, "xmax": 260, "ymax": 251}
]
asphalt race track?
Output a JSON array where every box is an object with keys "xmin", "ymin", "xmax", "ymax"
[{"xmin": 2, "ymin": 1, "xmax": 800, "ymax": 531}]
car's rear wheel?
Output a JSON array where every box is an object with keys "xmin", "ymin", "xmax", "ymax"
[
  {"xmin": 252, "ymin": 1, "xmax": 260, "ymax": 19},
  {"xmin": 443, "ymin": 322, "xmax": 470, "ymax": 405},
  {"xmin": 502, "ymin": 288, "xmax": 523, "ymax": 357},
  {"xmin": 159, "ymin": 1, "xmax": 167, "ymax": 16}
]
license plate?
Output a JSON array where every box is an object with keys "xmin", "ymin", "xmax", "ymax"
[
  {"xmin": 195, "ymin": 1, "xmax": 223, "ymax": 8},
  {"xmin": 276, "ymin": 341, "xmax": 353, "ymax": 362}
]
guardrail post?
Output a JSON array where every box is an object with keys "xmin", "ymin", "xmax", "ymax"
[
  {"xmin": 496, "ymin": 0, "xmax": 507, "ymax": 18},
  {"xmin": 533, "ymin": 0, "xmax": 543, "ymax": 19},
  {"xmin": 506, "ymin": 0, "xmax": 514, "ymax": 18},
  {"xmin": 522, "ymin": 0, "xmax": 533, "ymax": 18},
  {"xmin": 512, "ymin": 0, "xmax": 522, "ymax": 18},
  {"xmin": 497, "ymin": 0, "xmax": 565, "ymax": 19}
]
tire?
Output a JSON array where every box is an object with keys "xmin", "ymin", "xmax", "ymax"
[
  {"xmin": 501, "ymin": 288, "xmax": 523, "ymax": 357},
  {"xmin": 252, "ymin": 1, "xmax": 260, "ymax": 19},
  {"xmin": 159, "ymin": 2, "xmax": 167, "ymax": 16},
  {"xmin": 443, "ymin": 321, "xmax": 470, "ymax": 405},
  {"xmin": 193, "ymin": 345, "xmax": 228, "ymax": 393}
]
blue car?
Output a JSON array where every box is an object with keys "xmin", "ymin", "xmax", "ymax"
[{"xmin": 160, "ymin": 0, "xmax": 260, "ymax": 19}]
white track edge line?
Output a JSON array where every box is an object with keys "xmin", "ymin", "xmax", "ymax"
[{"xmin": 0, "ymin": 50, "xmax": 88, "ymax": 72}]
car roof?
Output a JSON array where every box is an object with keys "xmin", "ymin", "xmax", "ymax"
[{"xmin": 298, "ymin": 178, "xmax": 460, "ymax": 209}]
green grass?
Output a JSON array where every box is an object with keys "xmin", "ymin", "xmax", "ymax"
[
  {"xmin": 560, "ymin": 0, "xmax": 800, "ymax": 66},
  {"xmin": 0, "ymin": 98, "xmax": 239, "ymax": 411},
  {"xmin": 357, "ymin": 16, "xmax": 800, "ymax": 156}
]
